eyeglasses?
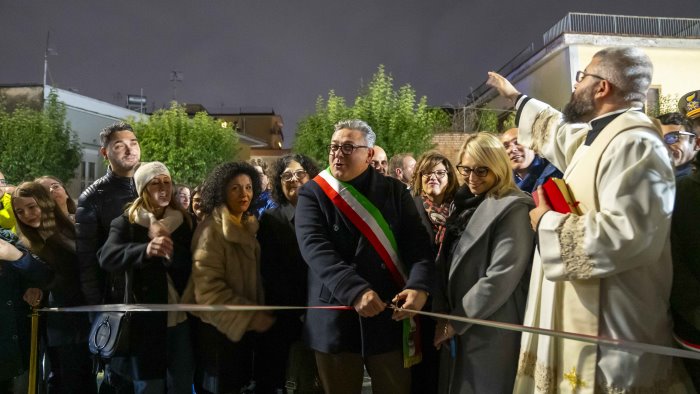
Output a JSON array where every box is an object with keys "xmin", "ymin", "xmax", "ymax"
[
  {"xmin": 456, "ymin": 165, "xmax": 490, "ymax": 177},
  {"xmin": 281, "ymin": 169, "xmax": 308, "ymax": 182},
  {"xmin": 575, "ymin": 71, "xmax": 605, "ymax": 83},
  {"xmin": 421, "ymin": 170, "xmax": 448, "ymax": 179},
  {"xmin": 663, "ymin": 130, "xmax": 696, "ymax": 145},
  {"xmin": 328, "ymin": 143, "xmax": 369, "ymax": 156}
]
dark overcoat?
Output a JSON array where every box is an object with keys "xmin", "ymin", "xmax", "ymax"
[
  {"xmin": 295, "ymin": 167, "xmax": 434, "ymax": 355},
  {"xmin": 98, "ymin": 214, "xmax": 192, "ymax": 380}
]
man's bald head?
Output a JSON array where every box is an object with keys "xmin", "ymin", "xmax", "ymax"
[{"xmin": 371, "ymin": 145, "xmax": 389, "ymax": 175}]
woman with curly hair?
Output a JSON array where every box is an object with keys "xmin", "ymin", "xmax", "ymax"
[
  {"xmin": 182, "ymin": 161, "xmax": 275, "ymax": 393},
  {"xmin": 255, "ymin": 153, "xmax": 321, "ymax": 393},
  {"xmin": 12, "ymin": 181, "xmax": 95, "ymax": 393},
  {"xmin": 98, "ymin": 161, "xmax": 195, "ymax": 393}
]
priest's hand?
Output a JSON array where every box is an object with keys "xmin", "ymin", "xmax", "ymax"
[
  {"xmin": 353, "ymin": 289, "xmax": 386, "ymax": 318},
  {"xmin": 530, "ymin": 186, "xmax": 552, "ymax": 231},
  {"xmin": 391, "ymin": 289, "xmax": 428, "ymax": 321},
  {"xmin": 486, "ymin": 72, "xmax": 521, "ymax": 102}
]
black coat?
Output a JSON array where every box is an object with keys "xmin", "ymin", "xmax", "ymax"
[
  {"xmin": 38, "ymin": 233, "xmax": 90, "ymax": 347},
  {"xmin": 98, "ymin": 214, "xmax": 193, "ymax": 380},
  {"xmin": 0, "ymin": 230, "xmax": 53, "ymax": 381},
  {"xmin": 256, "ymin": 202, "xmax": 309, "ymax": 390},
  {"xmin": 76, "ymin": 169, "xmax": 137, "ymax": 305},
  {"xmin": 295, "ymin": 167, "xmax": 434, "ymax": 355}
]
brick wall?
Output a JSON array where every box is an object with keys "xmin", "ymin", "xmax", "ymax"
[{"xmin": 430, "ymin": 132, "xmax": 471, "ymax": 167}]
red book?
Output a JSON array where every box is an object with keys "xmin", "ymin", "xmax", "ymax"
[{"xmin": 533, "ymin": 178, "xmax": 582, "ymax": 215}]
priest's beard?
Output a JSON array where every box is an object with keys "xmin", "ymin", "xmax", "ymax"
[{"xmin": 562, "ymin": 85, "xmax": 595, "ymax": 123}]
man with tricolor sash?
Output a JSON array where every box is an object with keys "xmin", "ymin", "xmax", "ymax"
[{"xmin": 295, "ymin": 119, "xmax": 434, "ymax": 393}]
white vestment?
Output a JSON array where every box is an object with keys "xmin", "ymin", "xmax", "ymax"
[{"xmin": 512, "ymin": 97, "xmax": 689, "ymax": 393}]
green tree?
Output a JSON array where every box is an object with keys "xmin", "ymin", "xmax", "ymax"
[
  {"xmin": 129, "ymin": 103, "xmax": 239, "ymax": 185},
  {"xmin": 294, "ymin": 65, "xmax": 450, "ymax": 165},
  {"xmin": 0, "ymin": 90, "xmax": 82, "ymax": 184}
]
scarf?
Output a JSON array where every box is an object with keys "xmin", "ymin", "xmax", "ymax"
[
  {"xmin": 439, "ymin": 185, "xmax": 485, "ymax": 260},
  {"xmin": 133, "ymin": 206, "xmax": 184, "ymax": 234},
  {"xmin": 132, "ymin": 206, "xmax": 186, "ymax": 327},
  {"xmin": 421, "ymin": 194, "xmax": 450, "ymax": 247}
]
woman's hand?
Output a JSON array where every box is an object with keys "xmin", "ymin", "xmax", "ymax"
[
  {"xmin": 146, "ymin": 236, "xmax": 174, "ymax": 260},
  {"xmin": 23, "ymin": 288, "xmax": 43, "ymax": 307},
  {"xmin": 433, "ymin": 319, "xmax": 456, "ymax": 349},
  {"xmin": 250, "ymin": 311, "xmax": 276, "ymax": 333}
]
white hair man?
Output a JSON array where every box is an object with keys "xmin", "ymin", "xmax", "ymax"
[{"xmin": 488, "ymin": 47, "xmax": 685, "ymax": 392}]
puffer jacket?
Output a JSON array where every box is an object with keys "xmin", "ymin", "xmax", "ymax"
[{"xmin": 75, "ymin": 168, "xmax": 137, "ymax": 305}]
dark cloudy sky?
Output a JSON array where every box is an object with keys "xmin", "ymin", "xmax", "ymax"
[{"xmin": 2, "ymin": 1, "xmax": 699, "ymax": 147}]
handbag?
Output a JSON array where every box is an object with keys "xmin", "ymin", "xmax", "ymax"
[{"xmin": 88, "ymin": 269, "xmax": 133, "ymax": 358}]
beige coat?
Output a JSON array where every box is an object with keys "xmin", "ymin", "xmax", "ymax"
[{"xmin": 182, "ymin": 205, "xmax": 263, "ymax": 342}]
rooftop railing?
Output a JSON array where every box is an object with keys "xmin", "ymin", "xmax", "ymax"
[{"xmin": 543, "ymin": 13, "xmax": 700, "ymax": 44}]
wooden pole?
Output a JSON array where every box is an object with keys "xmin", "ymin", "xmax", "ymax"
[{"xmin": 28, "ymin": 307, "xmax": 39, "ymax": 394}]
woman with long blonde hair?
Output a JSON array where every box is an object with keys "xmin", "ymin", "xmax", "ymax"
[{"xmin": 98, "ymin": 161, "xmax": 194, "ymax": 393}]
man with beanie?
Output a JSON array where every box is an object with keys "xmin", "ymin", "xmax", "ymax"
[{"xmin": 76, "ymin": 122, "xmax": 140, "ymax": 392}]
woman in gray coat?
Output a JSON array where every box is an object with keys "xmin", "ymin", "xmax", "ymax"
[{"xmin": 433, "ymin": 132, "xmax": 535, "ymax": 394}]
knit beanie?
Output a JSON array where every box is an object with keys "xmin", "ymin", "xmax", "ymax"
[{"xmin": 134, "ymin": 161, "xmax": 171, "ymax": 196}]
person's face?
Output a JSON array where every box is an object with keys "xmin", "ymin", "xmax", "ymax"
[
  {"xmin": 420, "ymin": 163, "xmax": 449, "ymax": 201},
  {"xmin": 254, "ymin": 165, "xmax": 269, "ymax": 190},
  {"xmin": 500, "ymin": 129, "xmax": 535, "ymax": 171},
  {"xmin": 371, "ymin": 147, "xmax": 388, "ymax": 175},
  {"xmin": 191, "ymin": 191, "xmax": 203, "ymax": 220},
  {"xmin": 146, "ymin": 175, "xmax": 172, "ymax": 209},
  {"xmin": 328, "ymin": 128, "xmax": 373, "ymax": 182},
  {"xmin": 225, "ymin": 174, "xmax": 253, "ymax": 217},
  {"xmin": 280, "ymin": 160, "xmax": 309, "ymax": 206},
  {"xmin": 178, "ymin": 187, "xmax": 191, "ymax": 210},
  {"xmin": 661, "ymin": 124, "xmax": 698, "ymax": 167},
  {"xmin": 459, "ymin": 153, "xmax": 497, "ymax": 196},
  {"xmin": 563, "ymin": 59, "xmax": 602, "ymax": 123},
  {"xmin": 401, "ymin": 156, "xmax": 417, "ymax": 183},
  {"xmin": 37, "ymin": 178, "xmax": 69, "ymax": 206},
  {"xmin": 13, "ymin": 196, "xmax": 42, "ymax": 228},
  {"xmin": 102, "ymin": 130, "xmax": 141, "ymax": 174}
]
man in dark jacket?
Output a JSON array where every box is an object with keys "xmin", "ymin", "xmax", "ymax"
[
  {"xmin": 295, "ymin": 119, "xmax": 434, "ymax": 394},
  {"xmin": 499, "ymin": 128, "xmax": 562, "ymax": 193},
  {"xmin": 75, "ymin": 122, "xmax": 140, "ymax": 393},
  {"xmin": 76, "ymin": 122, "xmax": 140, "ymax": 306}
]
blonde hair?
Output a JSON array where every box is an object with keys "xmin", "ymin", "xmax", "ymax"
[
  {"xmin": 457, "ymin": 132, "xmax": 516, "ymax": 198},
  {"xmin": 127, "ymin": 177, "xmax": 192, "ymax": 229}
]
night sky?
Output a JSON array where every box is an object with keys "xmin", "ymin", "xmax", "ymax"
[{"xmin": 2, "ymin": 1, "xmax": 699, "ymax": 147}]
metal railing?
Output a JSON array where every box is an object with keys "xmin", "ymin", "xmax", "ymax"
[{"xmin": 543, "ymin": 13, "xmax": 700, "ymax": 44}]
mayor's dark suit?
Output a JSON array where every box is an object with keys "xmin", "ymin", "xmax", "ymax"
[{"xmin": 295, "ymin": 167, "xmax": 434, "ymax": 356}]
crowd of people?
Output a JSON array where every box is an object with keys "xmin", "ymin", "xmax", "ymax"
[{"xmin": 1, "ymin": 46, "xmax": 699, "ymax": 394}]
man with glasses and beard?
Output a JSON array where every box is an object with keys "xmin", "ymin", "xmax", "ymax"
[
  {"xmin": 295, "ymin": 119, "xmax": 433, "ymax": 393},
  {"xmin": 487, "ymin": 48, "xmax": 686, "ymax": 392},
  {"xmin": 657, "ymin": 112, "xmax": 698, "ymax": 178}
]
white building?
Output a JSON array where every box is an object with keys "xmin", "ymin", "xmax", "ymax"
[
  {"xmin": 44, "ymin": 86, "xmax": 147, "ymax": 197},
  {"xmin": 467, "ymin": 13, "xmax": 700, "ymax": 121}
]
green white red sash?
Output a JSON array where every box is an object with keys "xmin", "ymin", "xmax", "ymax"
[{"xmin": 314, "ymin": 168, "xmax": 421, "ymax": 367}]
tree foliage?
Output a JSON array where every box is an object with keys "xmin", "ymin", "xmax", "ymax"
[
  {"xmin": 294, "ymin": 65, "xmax": 450, "ymax": 165},
  {"xmin": 0, "ymin": 90, "xmax": 82, "ymax": 184},
  {"xmin": 129, "ymin": 103, "xmax": 239, "ymax": 186}
]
